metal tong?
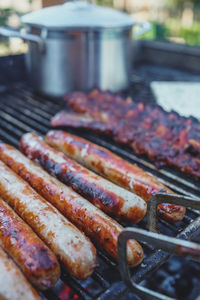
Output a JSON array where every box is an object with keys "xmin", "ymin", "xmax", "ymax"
[{"xmin": 118, "ymin": 193, "xmax": 200, "ymax": 300}]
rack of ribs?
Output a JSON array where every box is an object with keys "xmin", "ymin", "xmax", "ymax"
[{"xmin": 51, "ymin": 89, "xmax": 200, "ymax": 180}]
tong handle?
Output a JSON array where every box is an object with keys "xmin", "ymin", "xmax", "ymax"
[{"xmin": 118, "ymin": 227, "xmax": 200, "ymax": 300}]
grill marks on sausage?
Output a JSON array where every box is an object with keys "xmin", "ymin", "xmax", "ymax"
[
  {"xmin": 0, "ymin": 209, "xmax": 56, "ymax": 273},
  {"xmin": 0, "ymin": 198, "xmax": 59, "ymax": 290},
  {"xmin": 64, "ymin": 174, "xmax": 120, "ymax": 211},
  {"xmin": 46, "ymin": 130, "xmax": 186, "ymax": 222},
  {"xmin": 34, "ymin": 155, "xmax": 120, "ymax": 212},
  {"xmin": 20, "ymin": 133, "xmax": 147, "ymax": 223},
  {"xmin": 0, "ymin": 208, "xmax": 52, "ymax": 270},
  {"xmin": 0, "ymin": 246, "xmax": 41, "ymax": 300},
  {"xmin": 46, "ymin": 130, "xmax": 164, "ymax": 200}
]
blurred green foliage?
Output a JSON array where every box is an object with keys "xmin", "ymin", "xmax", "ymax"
[
  {"xmin": 137, "ymin": 19, "xmax": 200, "ymax": 46},
  {"xmin": 168, "ymin": 0, "xmax": 200, "ymax": 5},
  {"xmin": 96, "ymin": 0, "xmax": 113, "ymax": 6},
  {"xmin": 0, "ymin": 8, "xmax": 14, "ymax": 26},
  {"xmin": 178, "ymin": 21, "xmax": 200, "ymax": 45},
  {"xmin": 135, "ymin": 22, "xmax": 167, "ymax": 41},
  {"xmin": 0, "ymin": 7, "xmax": 21, "ymax": 52}
]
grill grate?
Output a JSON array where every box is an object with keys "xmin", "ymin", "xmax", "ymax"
[{"xmin": 0, "ymin": 83, "xmax": 200, "ymax": 300}]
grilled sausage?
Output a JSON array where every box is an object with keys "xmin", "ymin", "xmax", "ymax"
[
  {"xmin": 0, "ymin": 246, "xmax": 41, "ymax": 300},
  {"xmin": 0, "ymin": 197, "xmax": 60, "ymax": 290},
  {"xmin": 0, "ymin": 160, "xmax": 97, "ymax": 280},
  {"xmin": 20, "ymin": 133, "xmax": 147, "ymax": 224},
  {"xmin": 46, "ymin": 130, "xmax": 186, "ymax": 222},
  {"xmin": 0, "ymin": 144, "xmax": 144, "ymax": 267}
]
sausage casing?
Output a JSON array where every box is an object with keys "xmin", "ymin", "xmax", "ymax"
[
  {"xmin": 0, "ymin": 160, "xmax": 97, "ymax": 280},
  {"xmin": 0, "ymin": 144, "xmax": 144, "ymax": 267},
  {"xmin": 20, "ymin": 133, "xmax": 147, "ymax": 224},
  {"xmin": 0, "ymin": 246, "xmax": 41, "ymax": 300},
  {"xmin": 0, "ymin": 197, "xmax": 60, "ymax": 290},
  {"xmin": 46, "ymin": 130, "xmax": 186, "ymax": 222}
]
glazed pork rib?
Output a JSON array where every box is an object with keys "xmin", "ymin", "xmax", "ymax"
[
  {"xmin": 0, "ymin": 160, "xmax": 97, "ymax": 280},
  {"xmin": 51, "ymin": 89, "xmax": 200, "ymax": 180},
  {"xmin": 46, "ymin": 130, "xmax": 185, "ymax": 222},
  {"xmin": 0, "ymin": 246, "xmax": 41, "ymax": 300},
  {"xmin": 20, "ymin": 133, "xmax": 147, "ymax": 224},
  {"xmin": 0, "ymin": 143, "xmax": 144, "ymax": 267},
  {"xmin": 0, "ymin": 197, "xmax": 60, "ymax": 290}
]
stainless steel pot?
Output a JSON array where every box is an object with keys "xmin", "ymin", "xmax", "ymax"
[{"xmin": 0, "ymin": 1, "xmax": 150, "ymax": 97}]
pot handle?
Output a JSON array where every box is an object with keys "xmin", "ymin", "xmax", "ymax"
[
  {"xmin": 133, "ymin": 21, "xmax": 152, "ymax": 38},
  {"xmin": 0, "ymin": 26, "xmax": 45, "ymax": 52}
]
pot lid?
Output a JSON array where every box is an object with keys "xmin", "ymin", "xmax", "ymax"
[{"xmin": 21, "ymin": 1, "xmax": 135, "ymax": 30}]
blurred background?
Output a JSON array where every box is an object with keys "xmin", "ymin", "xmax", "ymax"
[{"xmin": 0, "ymin": 0, "xmax": 200, "ymax": 55}]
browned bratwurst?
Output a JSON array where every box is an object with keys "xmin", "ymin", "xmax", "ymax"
[
  {"xmin": 0, "ymin": 160, "xmax": 97, "ymax": 280},
  {"xmin": 0, "ymin": 197, "xmax": 60, "ymax": 290},
  {"xmin": 0, "ymin": 246, "xmax": 41, "ymax": 300},
  {"xmin": 46, "ymin": 130, "xmax": 186, "ymax": 222},
  {"xmin": 0, "ymin": 144, "xmax": 144, "ymax": 267},
  {"xmin": 20, "ymin": 133, "xmax": 147, "ymax": 224}
]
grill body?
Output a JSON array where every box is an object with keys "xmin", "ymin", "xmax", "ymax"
[{"xmin": 0, "ymin": 41, "xmax": 200, "ymax": 299}]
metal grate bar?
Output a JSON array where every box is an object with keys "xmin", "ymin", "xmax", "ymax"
[
  {"xmin": 92, "ymin": 272, "xmax": 110, "ymax": 289},
  {"xmin": 14, "ymin": 88, "xmax": 61, "ymax": 109},
  {"xmin": 0, "ymin": 103, "xmax": 48, "ymax": 133},
  {"xmin": 0, "ymin": 118, "xmax": 24, "ymax": 138},
  {"xmin": 4, "ymin": 95, "xmax": 53, "ymax": 121},
  {"xmin": 5, "ymin": 99, "xmax": 51, "ymax": 127},
  {"xmin": 0, "ymin": 128, "xmax": 19, "ymax": 148},
  {"xmin": 0, "ymin": 109, "xmax": 38, "ymax": 133}
]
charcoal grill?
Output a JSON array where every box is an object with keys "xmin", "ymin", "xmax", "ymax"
[{"xmin": 0, "ymin": 40, "xmax": 200, "ymax": 300}]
